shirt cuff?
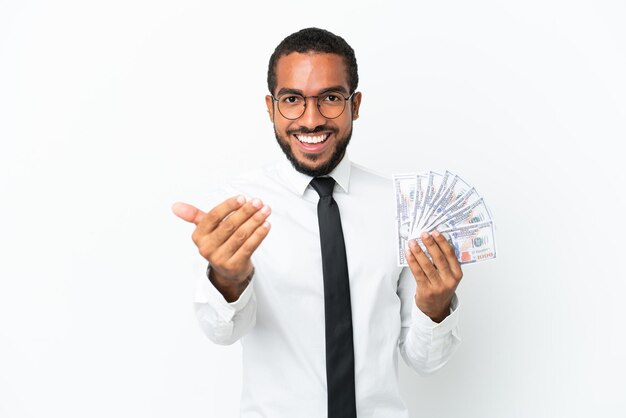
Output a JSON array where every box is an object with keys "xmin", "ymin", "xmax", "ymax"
[
  {"xmin": 411, "ymin": 293, "xmax": 460, "ymax": 338},
  {"xmin": 194, "ymin": 268, "xmax": 255, "ymax": 322}
]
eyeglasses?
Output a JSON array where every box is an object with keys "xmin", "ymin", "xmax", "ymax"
[{"xmin": 271, "ymin": 91, "xmax": 355, "ymax": 120}]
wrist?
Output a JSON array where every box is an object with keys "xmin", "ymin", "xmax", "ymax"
[
  {"xmin": 429, "ymin": 309, "xmax": 450, "ymax": 323},
  {"xmin": 415, "ymin": 296, "xmax": 452, "ymax": 323},
  {"xmin": 207, "ymin": 265, "xmax": 254, "ymax": 302}
]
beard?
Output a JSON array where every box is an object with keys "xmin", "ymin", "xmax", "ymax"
[{"xmin": 274, "ymin": 123, "xmax": 353, "ymax": 177}]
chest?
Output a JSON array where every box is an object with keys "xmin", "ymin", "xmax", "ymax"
[{"xmin": 251, "ymin": 190, "xmax": 401, "ymax": 299}]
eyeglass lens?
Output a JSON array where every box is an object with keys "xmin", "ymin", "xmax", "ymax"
[{"xmin": 276, "ymin": 93, "xmax": 348, "ymax": 119}]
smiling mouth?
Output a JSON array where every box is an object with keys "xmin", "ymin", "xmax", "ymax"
[{"xmin": 294, "ymin": 133, "xmax": 330, "ymax": 144}]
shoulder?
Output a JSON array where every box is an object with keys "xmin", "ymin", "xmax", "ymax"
[
  {"xmin": 205, "ymin": 162, "xmax": 289, "ymax": 203},
  {"xmin": 351, "ymin": 162, "xmax": 389, "ymax": 181},
  {"xmin": 225, "ymin": 165, "xmax": 277, "ymax": 190},
  {"xmin": 349, "ymin": 161, "xmax": 392, "ymax": 193}
]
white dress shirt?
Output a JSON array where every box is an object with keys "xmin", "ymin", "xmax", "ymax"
[{"xmin": 194, "ymin": 155, "xmax": 461, "ymax": 418}]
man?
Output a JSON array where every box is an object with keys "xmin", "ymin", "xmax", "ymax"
[{"xmin": 173, "ymin": 28, "xmax": 462, "ymax": 418}]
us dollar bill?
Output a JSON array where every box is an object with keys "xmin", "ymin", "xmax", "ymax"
[
  {"xmin": 394, "ymin": 170, "xmax": 495, "ymax": 266},
  {"xmin": 412, "ymin": 171, "xmax": 440, "ymax": 235},
  {"xmin": 425, "ymin": 197, "xmax": 491, "ymax": 232},
  {"xmin": 406, "ymin": 173, "xmax": 428, "ymax": 235},
  {"xmin": 412, "ymin": 220, "xmax": 496, "ymax": 265},
  {"xmin": 420, "ymin": 174, "xmax": 472, "ymax": 230},
  {"xmin": 393, "ymin": 174, "xmax": 419, "ymax": 266},
  {"xmin": 415, "ymin": 171, "xmax": 451, "ymax": 233},
  {"xmin": 438, "ymin": 220, "xmax": 496, "ymax": 264},
  {"xmin": 415, "ymin": 187, "xmax": 479, "ymax": 238}
]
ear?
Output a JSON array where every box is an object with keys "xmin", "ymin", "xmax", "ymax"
[
  {"xmin": 265, "ymin": 95, "xmax": 275, "ymax": 122},
  {"xmin": 351, "ymin": 92, "xmax": 362, "ymax": 121}
]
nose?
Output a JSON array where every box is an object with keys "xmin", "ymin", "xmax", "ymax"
[{"xmin": 298, "ymin": 97, "xmax": 327, "ymax": 128}]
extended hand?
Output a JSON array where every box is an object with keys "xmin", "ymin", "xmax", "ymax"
[
  {"xmin": 172, "ymin": 196, "xmax": 271, "ymax": 301},
  {"xmin": 405, "ymin": 231, "xmax": 463, "ymax": 323}
]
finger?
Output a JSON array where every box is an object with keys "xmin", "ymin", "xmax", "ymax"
[
  {"xmin": 229, "ymin": 220, "xmax": 272, "ymax": 266},
  {"xmin": 195, "ymin": 195, "xmax": 247, "ymax": 234},
  {"xmin": 208, "ymin": 198, "xmax": 267, "ymax": 246},
  {"xmin": 420, "ymin": 231, "xmax": 452, "ymax": 279},
  {"xmin": 410, "ymin": 236, "xmax": 440, "ymax": 282},
  {"xmin": 432, "ymin": 230, "xmax": 463, "ymax": 282},
  {"xmin": 217, "ymin": 204, "xmax": 272, "ymax": 259},
  {"xmin": 172, "ymin": 202, "xmax": 206, "ymax": 225},
  {"xmin": 406, "ymin": 240, "xmax": 431, "ymax": 287}
]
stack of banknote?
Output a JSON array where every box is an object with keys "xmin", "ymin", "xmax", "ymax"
[{"xmin": 393, "ymin": 171, "xmax": 496, "ymax": 266}]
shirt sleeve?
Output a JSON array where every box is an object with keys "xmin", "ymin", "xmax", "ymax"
[
  {"xmin": 194, "ymin": 267, "xmax": 257, "ymax": 345},
  {"xmin": 396, "ymin": 266, "xmax": 462, "ymax": 375},
  {"xmin": 191, "ymin": 185, "xmax": 258, "ymax": 345}
]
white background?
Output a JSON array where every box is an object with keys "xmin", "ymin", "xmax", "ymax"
[{"xmin": 1, "ymin": 1, "xmax": 625, "ymax": 417}]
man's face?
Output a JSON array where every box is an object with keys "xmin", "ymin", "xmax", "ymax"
[{"xmin": 265, "ymin": 52, "xmax": 362, "ymax": 177}]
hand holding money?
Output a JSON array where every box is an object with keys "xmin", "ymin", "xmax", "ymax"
[
  {"xmin": 172, "ymin": 196, "xmax": 272, "ymax": 302},
  {"xmin": 393, "ymin": 171, "xmax": 496, "ymax": 266},
  {"xmin": 394, "ymin": 170, "xmax": 495, "ymax": 321},
  {"xmin": 406, "ymin": 230, "xmax": 463, "ymax": 323}
]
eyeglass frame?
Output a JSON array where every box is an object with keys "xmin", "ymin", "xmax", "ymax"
[{"xmin": 270, "ymin": 91, "xmax": 356, "ymax": 120}]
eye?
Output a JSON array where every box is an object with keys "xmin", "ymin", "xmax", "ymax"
[
  {"xmin": 281, "ymin": 95, "xmax": 302, "ymax": 104},
  {"xmin": 324, "ymin": 94, "xmax": 340, "ymax": 102}
]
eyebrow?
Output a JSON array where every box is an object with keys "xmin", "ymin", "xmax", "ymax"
[{"xmin": 276, "ymin": 85, "xmax": 349, "ymax": 96}]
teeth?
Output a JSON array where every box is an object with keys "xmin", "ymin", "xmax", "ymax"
[{"xmin": 295, "ymin": 134, "xmax": 328, "ymax": 144}]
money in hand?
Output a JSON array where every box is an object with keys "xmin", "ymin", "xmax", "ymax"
[{"xmin": 393, "ymin": 171, "xmax": 496, "ymax": 266}]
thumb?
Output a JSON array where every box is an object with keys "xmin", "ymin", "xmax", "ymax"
[{"xmin": 171, "ymin": 202, "xmax": 206, "ymax": 225}]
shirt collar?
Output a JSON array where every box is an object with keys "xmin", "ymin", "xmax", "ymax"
[{"xmin": 278, "ymin": 153, "xmax": 352, "ymax": 196}]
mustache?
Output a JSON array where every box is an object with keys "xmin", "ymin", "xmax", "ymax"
[{"xmin": 286, "ymin": 125, "xmax": 338, "ymax": 135}]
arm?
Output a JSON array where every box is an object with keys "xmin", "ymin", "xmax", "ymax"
[
  {"xmin": 172, "ymin": 195, "xmax": 271, "ymax": 345},
  {"xmin": 397, "ymin": 267, "xmax": 461, "ymax": 374},
  {"xmin": 194, "ymin": 265, "xmax": 257, "ymax": 345},
  {"xmin": 398, "ymin": 230, "xmax": 464, "ymax": 374}
]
